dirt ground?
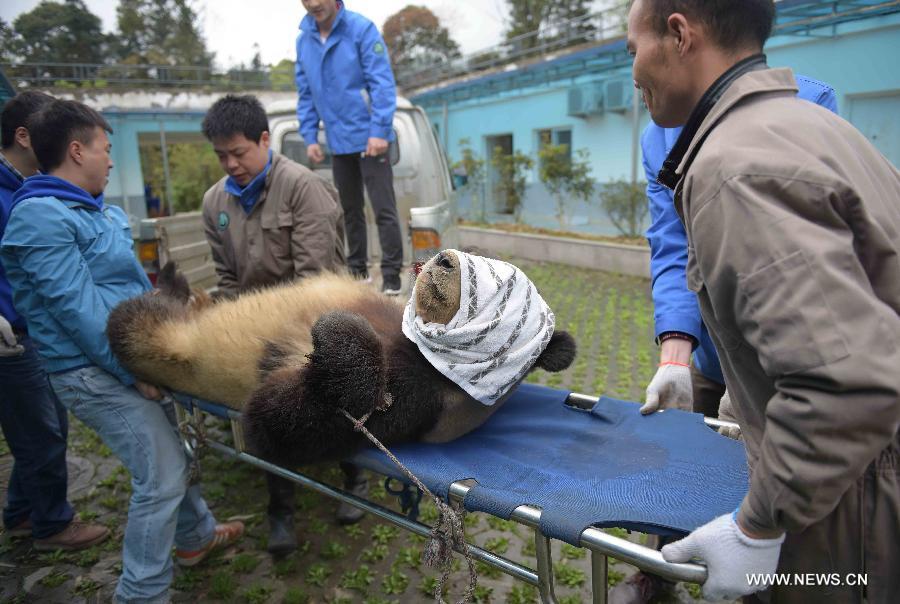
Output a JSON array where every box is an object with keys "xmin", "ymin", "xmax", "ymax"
[{"xmin": 0, "ymin": 259, "xmax": 708, "ymax": 603}]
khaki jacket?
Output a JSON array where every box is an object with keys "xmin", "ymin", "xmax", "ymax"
[
  {"xmin": 673, "ymin": 68, "xmax": 900, "ymax": 535},
  {"xmin": 202, "ymin": 153, "xmax": 345, "ymax": 294}
]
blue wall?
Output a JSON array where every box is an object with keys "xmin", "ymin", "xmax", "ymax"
[{"xmin": 417, "ymin": 9, "xmax": 900, "ymax": 237}]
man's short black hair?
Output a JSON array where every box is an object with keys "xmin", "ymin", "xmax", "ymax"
[
  {"xmin": 644, "ymin": 0, "xmax": 776, "ymax": 50},
  {"xmin": 202, "ymin": 95, "xmax": 269, "ymax": 143},
  {"xmin": 1, "ymin": 91, "xmax": 55, "ymax": 149},
  {"xmin": 27, "ymin": 100, "xmax": 113, "ymax": 173}
]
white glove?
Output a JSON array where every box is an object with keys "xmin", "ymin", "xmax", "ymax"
[
  {"xmin": 641, "ymin": 362, "xmax": 692, "ymax": 414},
  {"xmin": 716, "ymin": 391, "xmax": 742, "ymax": 440},
  {"xmin": 0, "ymin": 316, "xmax": 24, "ymax": 357},
  {"xmin": 662, "ymin": 512, "xmax": 785, "ymax": 601}
]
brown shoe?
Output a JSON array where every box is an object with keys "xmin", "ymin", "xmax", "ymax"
[
  {"xmin": 175, "ymin": 521, "xmax": 244, "ymax": 567},
  {"xmin": 33, "ymin": 521, "xmax": 110, "ymax": 551},
  {"xmin": 7, "ymin": 518, "xmax": 32, "ymax": 539}
]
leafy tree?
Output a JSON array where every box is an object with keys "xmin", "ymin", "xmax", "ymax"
[
  {"xmin": 383, "ymin": 6, "xmax": 461, "ymax": 76},
  {"xmin": 599, "ymin": 179, "xmax": 648, "ymax": 238},
  {"xmin": 11, "ymin": 0, "xmax": 107, "ymax": 64},
  {"xmin": 538, "ymin": 144, "xmax": 596, "ymax": 229},
  {"xmin": 139, "ymin": 142, "xmax": 221, "ymax": 213},
  {"xmin": 490, "ymin": 147, "xmax": 534, "ymax": 222},
  {"xmin": 505, "ymin": 0, "xmax": 553, "ymax": 50},
  {"xmin": 452, "ymin": 138, "xmax": 486, "ymax": 221},
  {"xmin": 0, "ymin": 19, "xmax": 17, "ymax": 63},
  {"xmin": 270, "ymin": 59, "xmax": 296, "ymax": 92},
  {"xmin": 115, "ymin": 0, "xmax": 213, "ymax": 68},
  {"xmin": 550, "ymin": 0, "xmax": 597, "ymax": 46}
]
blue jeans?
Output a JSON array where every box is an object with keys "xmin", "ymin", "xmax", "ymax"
[
  {"xmin": 0, "ymin": 335, "xmax": 74, "ymax": 538},
  {"xmin": 50, "ymin": 366, "xmax": 217, "ymax": 604}
]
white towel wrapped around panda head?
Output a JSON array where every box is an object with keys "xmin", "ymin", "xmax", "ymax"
[{"xmin": 401, "ymin": 250, "xmax": 555, "ymax": 405}]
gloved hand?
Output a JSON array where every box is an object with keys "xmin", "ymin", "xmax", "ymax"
[
  {"xmin": 641, "ymin": 362, "xmax": 692, "ymax": 414},
  {"xmin": 662, "ymin": 512, "xmax": 785, "ymax": 601},
  {"xmin": 0, "ymin": 316, "xmax": 25, "ymax": 357},
  {"xmin": 716, "ymin": 391, "xmax": 742, "ymax": 440}
]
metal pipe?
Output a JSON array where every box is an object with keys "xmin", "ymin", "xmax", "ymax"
[
  {"xmin": 565, "ymin": 392, "xmax": 740, "ymax": 433},
  {"xmin": 535, "ymin": 531, "xmax": 560, "ymax": 603},
  {"xmin": 591, "ymin": 552, "xmax": 608, "ymax": 604}
]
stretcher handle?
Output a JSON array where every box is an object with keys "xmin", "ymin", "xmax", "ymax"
[{"xmin": 566, "ymin": 392, "xmax": 741, "ymax": 434}]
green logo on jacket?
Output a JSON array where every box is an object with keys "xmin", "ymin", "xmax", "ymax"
[
  {"xmin": 217, "ymin": 211, "xmax": 230, "ymax": 231},
  {"xmin": 374, "ymin": 42, "xmax": 384, "ymax": 55}
]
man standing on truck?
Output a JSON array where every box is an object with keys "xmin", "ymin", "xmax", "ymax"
[
  {"xmin": 200, "ymin": 94, "xmax": 367, "ymax": 557},
  {"xmin": 0, "ymin": 91, "xmax": 111, "ymax": 552},
  {"xmin": 295, "ymin": 0, "xmax": 405, "ymax": 295},
  {"xmin": 0, "ymin": 98, "xmax": 244, "ymax": 604}
]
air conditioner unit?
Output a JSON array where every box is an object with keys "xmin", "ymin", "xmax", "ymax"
[
  {"xmin": 567, "ymin": 83, "xmax": 604, "ymax": 118},
  {"xmin": 604, "ymin": 78, "xmax": 635, "ymax": 113}
]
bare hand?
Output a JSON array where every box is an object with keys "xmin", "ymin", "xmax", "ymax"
[
  {"xmin": 0, "ymin": 316, "xmax": 24, "ymax": 357},
  {"xmin": 135, "ymin": 380, "xmax": 163, "ymax": 401},
  {"xmin": 365, "ymin": 137, "xmax": 389, "ymax": 157},
  {"xmin": 307, "ymin": 143, "xmax": 325, "ymax": 164}
]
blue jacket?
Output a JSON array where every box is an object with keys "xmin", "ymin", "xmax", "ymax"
[
  {"xmin": 643, "ymin": 75, "xmax": 838, "ymax": 384},
  {"xmin": 0, "ymin": 158, "xmax": 24, "ymax": 329},
  {"xmin": 0, "ymin": 175, "xmax": 151, "ymax": 384},
  {"xmin": 295, "ymin": 1, "xmax": 397, "ymax": 155}
]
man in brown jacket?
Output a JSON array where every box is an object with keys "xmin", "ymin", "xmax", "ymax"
[
  {"xmin": 627, "ymin": 1, "xmax": 900, "ymax": 602},
  {"xmin": 201, "ymin": 95, "xmax": 366, "ymax": 556}
]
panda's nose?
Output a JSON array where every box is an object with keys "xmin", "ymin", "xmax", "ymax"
[{"xmin": 437, "ymin": 252, "xmax": 453, "ymax": 270}]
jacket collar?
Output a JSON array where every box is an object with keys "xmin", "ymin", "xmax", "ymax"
[
  {"xmin": 300, "ymin": 1, "xmax": 347, "ymax": 35},
  {"xmin": 658, "ymin": 55, "xmax": 797, "ymax": 190}
]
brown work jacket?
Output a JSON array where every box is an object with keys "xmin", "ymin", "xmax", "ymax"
[
  {"xmin": 673, "ymin": 68, "xmax": 900, "ymax": 539},
  {"xmin": 202, "ymin": 152, "xmax": 345, "ymax": 294}
]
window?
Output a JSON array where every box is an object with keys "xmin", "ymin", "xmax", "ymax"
[
  {"xmin": 537, "ymin": 127, "xmax": 573, "ymax": 162},
  {"xmin": 281, "ymin": 128, "xmax": 400, "ymax": 168}
]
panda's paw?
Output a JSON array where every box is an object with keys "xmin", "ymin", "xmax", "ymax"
[{"xmin": 307, "ymin": 311, "xmax": 387, "ymax": 414}]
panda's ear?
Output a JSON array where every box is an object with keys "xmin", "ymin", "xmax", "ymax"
[
  {"xmin": 157, "ymin": 261, "xmax": 191, "ymax": 304},
  {"xmin": 535, "ymin": 330, "xmax": 576, "ymax": 372}
]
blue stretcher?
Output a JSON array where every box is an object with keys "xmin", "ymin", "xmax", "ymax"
[{"xmin": 173, "ymin": 383, "xmax": 749, "ymax": 603}]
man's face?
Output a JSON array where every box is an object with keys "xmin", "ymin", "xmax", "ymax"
[
  {"xmin": 79, "ymin": 127, "xmax": 113, "ymax": 196},
  {"xmin": 301, "ymin": 0, "xmax": 339, "ymax": 25},
  {"xmin": 627, "ymin": 0, "xmax": 694, "ymax": 127},
  {"xmin": 211, "ymin": 132, "xmax": 270, "ymax": 187}
]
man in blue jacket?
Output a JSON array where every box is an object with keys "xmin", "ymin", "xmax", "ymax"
[
  {"xmin": 640, "ymin": 75, "xmax": 838, "ymax": 418},
  {"xmin": 0, "ymin": 91, "xmax": 111, "ymax": 551},
  {"xmin": 0, "ymin": 99, "xmax": 243, "ymax": 603},
  {"xmin": 296, "ymin": 0, "xmax": 404, "ymax": 295}
]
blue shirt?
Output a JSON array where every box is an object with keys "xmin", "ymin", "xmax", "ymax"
[
  {"xmin": 295, "ymin": 1, "xmax": 397, "ymax": 155},
  {"xmin": 642, "ymin": 74, "xmax": 839, "ymax": 384},
  {"xmin": 0, "ymin": 157, "xmax": 24, "ymax": 328},
  {"xmin": 0, "ymin": 175, "xmax": 152, "ymax": 384}
]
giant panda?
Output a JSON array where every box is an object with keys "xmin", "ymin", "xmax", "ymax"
[{"xmin": 107, "ymin": 250, "xmax": 576, "ymax": 467}]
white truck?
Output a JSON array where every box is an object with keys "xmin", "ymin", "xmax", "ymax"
[{"xmin": 137, "ymin": 97, "xmax": 457, "ymax": 289}]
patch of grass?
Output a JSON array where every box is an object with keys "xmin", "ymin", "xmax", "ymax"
[
  {"xmin": 343, "ymin": 523, "xmax": 364, "ymax": 538},
  {"xmin": 72, "ymin": 577, "xmax": 100, "ymax": 597},
  {"xmin": 363, "ymin": 598, "xmax": 391, "ymax": 604},
  {"xmin": 371, "ymin": 524, "xmax": 400, "ymax": 545},
  {"xmin": 307, "ymin": 518, "xmax": 329, "ymax": 535},
  {"xmin": 506, "ymin": 584, "xmax": 537, "ymax": 604},
  {"xmin": 283, "ymin": 586, "xmax": 310, "ymax": 604},
  {"xmin": 340, "ymin": 564, "xmax": 374, "ymax": 592},
  {"xmin": 361, "ymin": 544, "xmax": 389, "ymax": 563},
  {"xmin": 604, "ymin": 527, "xmax": 629, "ymax": 539},
  {"xmin": 172, "ymin": 568, "xmax": 203, "ymax": 591},
  {"xmin": 486, "ymin": 516, "xmax": 517, "ymax": 532},
  {"xmin": 521, "ymin": 539, "xmax": 536, "ymax": 558},
  {"xmin": 554, "ymin": 563, "xmax": 586, "ymax": 588},
  {"xmin": 273, "ymin": 554, "xmax": 298, "ymax": 578},
  {"xmin": 99, "ymin": 495, "xmax": 122, "ymax": 511},
  {"xmin": 242, "ymin": 582, "xmax": 273, "ymax": 604},
  {"xmin": 77, "ymin": 509, "xmax": 99, "ymax": 522},
  {"xmin": 41, "ymin": 571, "xmax": 70, "ymax": 588},
  {"xmin": 608, "ymin": 568, "xmax": 626, "ymax": 587},
  {"xmin": 368, "ymin": 480, "xmax": 387, "ymax": 501},
  {"xmin": 381, "ymin": 566, "xmax": 409, "ymax": 595},
  {"xmin": 319, "ymin": 540, "xmax": 348, "ymax": 560},
  {"xmin": 484, "ymin": 536, "xmax": 510, "ymax": 555},
  {"xmin": 74, "ymin": 547, "xmax": 101, "ymax": 568},
  {"xmin": 472, "ymin": 584, "xmax": 494, "ymax": 603},
  {"xmin": 394, "ymin": 545, "xmax": 421, "ymax": 570},
  {"xmin": 561, "ymin": 543, "xmax": 586, "ymax": 560},
  {"xmin": 559, "ymin": 596, "xmax": 583, "ymax": 604},
  {"xmin": 37, "ymin": 549, "xmax": 71, "ymax": 564},
  {"xmin": 231, "ymin": 552, "xmax": 260, "ymax": 573},
  {"xmin": 686, "ymin": 582, "xmax": 703, "ymax": 599},
  {"xmin": 305, "ymin": 562, "xmax": 331, "ymax": 587},
  {"xmin": 208, "ymin": 570, "xmax": 237, "ymax": 600}
]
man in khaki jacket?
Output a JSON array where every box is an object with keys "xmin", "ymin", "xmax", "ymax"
[
  {"xmin": 627, "ymin": 1, "xmax": 900, "ymax": 602},
  {"xmin": 201, "ymin": 95, "xmax": 365, "ymax": 556}
]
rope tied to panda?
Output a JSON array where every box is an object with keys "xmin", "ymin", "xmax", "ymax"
[{"xmin": 340, "ymin": 402, "xmax": 478, "ymax": 604}]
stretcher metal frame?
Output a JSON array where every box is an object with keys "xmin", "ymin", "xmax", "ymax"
[{"xmin": 174, "ymin": 392, "xmax": 738, "ymax": 603}]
